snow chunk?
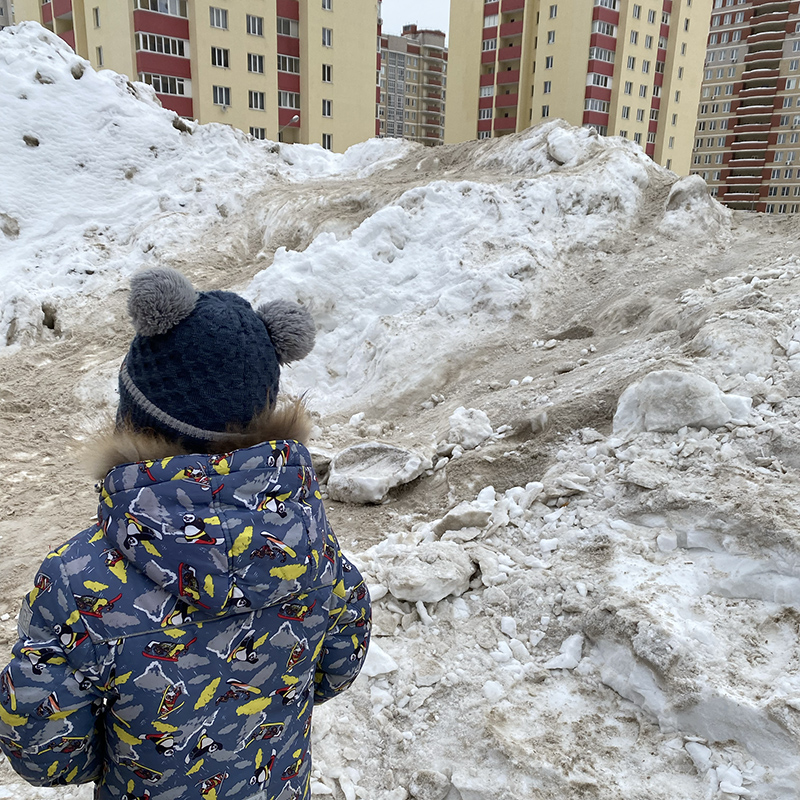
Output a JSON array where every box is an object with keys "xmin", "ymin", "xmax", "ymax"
[
  {"xmin": 380, "ymin": 541, "xmax": 474, "ymax": 603},
  {"xmin": 613, "ymin": 370, "xmax": 749, "ymax": 435},
  {"xmin": 361, "ymin": 641, "xmax": 398, "ymax": 678},
  {"xmin": 448, "ymin": 407, "xmax": 493, "ymax": 450},
  {"xmin": 327, "ymin": 442, "xmax": 431, "ymax": 504},
  {"xmin": 544, "ymin": 634, "xmax": 584, "ymax": 670},
  {"xmin": 483, "ymin": 680, "xmax": 506, "ymax": 702}
]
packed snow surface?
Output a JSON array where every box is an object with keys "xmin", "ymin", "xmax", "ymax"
[{"xmin": 3, "ymin": 20, "xmax": 800, "ymax": 800}]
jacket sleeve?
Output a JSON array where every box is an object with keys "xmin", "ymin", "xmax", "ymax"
[
  {"xmin": 314, "ymin": 541, "xmax": 372, "ymax": 704},
  {"xmin": 0, "ymin": 551, "xmax": 105, "ymax": 786}
]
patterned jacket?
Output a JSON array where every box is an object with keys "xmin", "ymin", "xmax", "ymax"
[{"xmin": 0, "ymin": 439, "xmax": 371, "ymax": 800}]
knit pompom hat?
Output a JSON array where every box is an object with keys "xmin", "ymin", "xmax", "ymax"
[{"xmin": 117, "ymin": 268, "xmax": 315, "ymax": 449}]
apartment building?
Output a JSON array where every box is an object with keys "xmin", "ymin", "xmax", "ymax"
[
  {"xmin": 378, "ymin": 24, "xmax": 447, "ymax": 146},
  {"xmin": 12, "ymin": 0, "xmax": 380, "ymax": 151},
  {"xmin": 0, "ymin": 0, "xmax": 12, "ymax": 29},
  {"xmin": 446, "ymin": 0, "xmax": 712, "ymax": 175},
  {"xmin": 691, "ymin": 0, "xmax": 800, "ymax": 212}
]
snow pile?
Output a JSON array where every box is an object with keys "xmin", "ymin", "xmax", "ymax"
[{"xmin": 248, "ymin": 121, "xmax": 654, "ymax": 412}]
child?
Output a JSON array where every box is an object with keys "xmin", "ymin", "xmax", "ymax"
[{"xmin": 0, "ymin": 268, "xmax": 371, "ymax": 800}]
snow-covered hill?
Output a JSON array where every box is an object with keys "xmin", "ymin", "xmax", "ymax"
[{"xmin": 2, "ymin": 21, "xmax": 800, "ymax": 800}]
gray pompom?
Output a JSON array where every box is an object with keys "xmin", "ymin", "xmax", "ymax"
[
  {"xmin": 128, "ymin": 268, "xmax": 198, "ymax": 337},
  {"xmin": 257, "ymin": 300, "xmax": 316, "ymax": 364}
]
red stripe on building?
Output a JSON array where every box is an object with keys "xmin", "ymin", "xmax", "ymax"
[
  {"xmin": 587, "ymin": 60, "xmax": 614, "ymax": 76},
  {"xmin": 277, "ymin": 35, "xmax": 300, "ymax": 56},
  {"xmin": 278, "ymin": 109, "xmax": 300, "ymax": 127},
  {"xmin": 589, "ymin": 33, "xmax": 617, "ymax": 50},
  {"xmin": 585, "ymin": 86, "xmax": 612, "ymax": 101},
  {"xmin": 133, "ymin": 10, "xmax": 189, "ymax": 38},
  {"xmin": 592, "ymin": 6, "xmax": 619, "ymax": 23},
  {"xmin": 158, "ymin": 95, "xmax": 193, "ymax": 117},
  {"xmin": 278, "ymin": 72, "xmax": 300, "ymax": 92},
  {"xmin": 42, "ymin": 2, "xmax": 53, "ymax": 24},
  {"xmin": 136, "ymin": 52, "xmax": 191, "ymax": 79},
  {"xmin": 52, "ymin": 0, "xmax": 72, "ymax": 18},
  {"xmin": 277, "ymin": 0, "xmax": 299, "ymax": 20},
  {"xmin": 484, "ymin": 1, "xmax": 500, "ymax": 14},
  {"xmin": 59, "ymin": 29, "xmax": 75, "ymax": 48}
]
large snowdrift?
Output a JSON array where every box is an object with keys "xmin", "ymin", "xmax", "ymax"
[{"xmin": 2, "ymin": 21, "xmax": 800, "ymax": 800}]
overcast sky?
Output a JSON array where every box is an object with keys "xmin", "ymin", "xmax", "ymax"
[{"xmin": 381, "ymin": 0, "xmax": 451, "ymax": 40}]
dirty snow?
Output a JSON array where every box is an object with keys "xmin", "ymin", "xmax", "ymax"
[{"xmin": 3, "ymin": 20, "xmax": 800, "ymax": 800}]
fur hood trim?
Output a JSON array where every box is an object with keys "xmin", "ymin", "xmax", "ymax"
[{"xmin": 89, "ymin": 398, "xmax": 313, "ymax": 479}]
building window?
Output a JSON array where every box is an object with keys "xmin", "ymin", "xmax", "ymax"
[
  {"xmin": 642, "ymin": 60, "xmax": 650, "ymax": 73},
  {"xmin": 279, "ymin": 91, "xmax": 301, "ymax": 108},
  {"xmin": 633, "ymin": 4, "xmax": 641, "ymax": 18},
  {"xmin": 672, "ymin": 113, "xmax": 678, "ymax": 124},
  {"xmin": 209, "ymin": 7, "xmax": 228, "ymax": 29},
  {"xmin": 622, "ymin": 105, "xmax": 630, "ymax": 119},
  {"xmin": 681, "ymin": 42, "xmax": 687, "ymax": 55},
  {"xmin": 547, "ymin": 30, "xmax": 556, "ymax": 43},
  {"xmin": 639, "ymin": 84, "xmax": 647, "ymax": 97},
  {"xmin": 589, "ymin": 73, "xmax": 610, "ymax": 87},
  {"xmin": 322, "ymin": 27, "xmax": 333, "ymax": 47},
  {"xmin": 482, "ymin": 38, "xmax": 497, "ymax": 50},
  {"xmin": 666, "ymin": 158, "xmax": 672, "ymax": 169},
  {"xmin": 323, "ymin": 0, "xmax": 332, "ymax": 8},
  {"xmin": 544, "ymin": 81, "xmax": 552, "ymax": 93},
  {"xmin": 634, "ymin": 132, "xmax": 642, "ymax": 144},
  {"xmin": 211, "ymin": 47, "xmax": 229, "ymax": 68},
  {"xmin": 96, "ymin": 46, "xmax": 104, "ymax": 66},
  {"xmin": 669, "ymin": 136, "xmax": 674, "ymax": 148},
  {"xmin": 619, "ymin": 129, "xmax": 628, "ymax": 138},
  {"xmin": 628, "ymin": 56, "xmax": 636, "ymax": 69},
  {"xmin": 480, "ymin": 85, "xmax": 494, "ymax": 97},
  {"xmin": 322, "ymin": 133, "xmax": 332, "ymax": 150},
  {"xmin": 675, "ymin": 91, "xmax": 680, "ymax": 102},
  {"xmin": 250, "ymin": 127, "xmax": 266, "ymax": 139},
  {"xmin": 277, "ymin": 17, "xmax": 299, "ymax": 37},
  {"xmin": 278, "ymin": 55, "xmax": 300, "ymax": 73},
  {"xmin": 248, "ymin": 53, "xmax": 265, "ymax": 73},
  {"xmin": 213, "ymin": 85, "xmax": 231, "ymax": 106},
  {"xmin": 246, "ymin": 15, "xmax": 263, "ymax": 36},
  {"xmin": 93, "ymin": 6, "xmax": 100, "ymax": 27},
  {"xmin": 589, "ymin": 47, "xmax": 615, "ymax": 64},
  {"xmin": 549, "ymin": 4, "xmax": 557, "ymax": 17},
  {"xmin": 647, "ymin": 132, "xmax": 656, "ymax": 143},
  {"xmin": 322, "ymin": 98, "xmax": 332, "ymax": 117},
  {"xmin": 137, "ymin": 33, "xmax": 188, "ymax": 57},
  {"xmin": 484, "ymin": 13, "xmax": 499, "ymax": 26},
  {"xmin": 648, "ymin": 9, "xmax": 656, "ymax": 23},
  {"xmin": 592, "ymin": 21, "xmax": 616, "ymax": 36},
  {"xmin": 636, "ymin": 108, "xmax": 644, "ymax": 121},
  {"xmin": 478, "ymin": 131, "xmax": 491, "ymax": 140},
  {"xmin": 630, "ymin": 30, "xmax": 638, "ymax": 44},
  {"xmin": 322, "ymin": 63, "xmax": 332, "ymax": 82},
  {"xmin": 134, "ymin": 0, "xmax": 187, "ymax": 16},
  {"xmin": 248, "ymin": 90, "xmax": 265, "ymax": 110},
  {"xmin": 545, "ymin": 55, "xmax": 554, "ymax": 68},
  {"xmin": 479, "ymin": 108, "xmax": 492, "ymax": 119},
  {"xmin": 624, "ymin": 81, "xmax": 632, "ymax": 94},
  {"xmin": 645, "ymin": 35, "xmax": 653, "ymax": 48},
  {"xmin": 585, "ymin": 98, "xmax": 609, "ymax": 112},
  {"xmin": 684, "ymin": 18, "xmax": 689, "ymax": 31},
  {"xmin": 140, "ymin": 72, "xmax": 186, "ymax": 95},
  {"xmin": 542, "ymin": 104, "xmax": 550, "ymax": 117}
]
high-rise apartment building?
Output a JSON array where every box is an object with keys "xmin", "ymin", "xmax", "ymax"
[
  {"xmin": 378, "ymin": 24, "xmax": 447, "ymax": 145},
  {"xmin": 0, "ymin": 0, "xmax": 12, "ymax": 29},
  {"xmin": 12, "ymin": 0, "xmax": 380, "ymax": 152},
  {"xmin": 446, "ymin": 0, "xmax": 712, "ymax": 175},
  {"xmin": 691, "ymin": 0, "xmax": 800, "ymax": 212}
]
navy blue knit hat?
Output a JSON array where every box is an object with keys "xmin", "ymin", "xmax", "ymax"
[{"xmin": 117, "ymin": 268, "xmax": 315, "ymax": 447}]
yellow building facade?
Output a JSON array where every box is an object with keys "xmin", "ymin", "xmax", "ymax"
[
  {"xmin": 446, "ymin": 0, "xmax": 712, "ymax": 175},
  {"xmin": 13, "ymin": 0, "xmax": 380, "ymax": 152}
]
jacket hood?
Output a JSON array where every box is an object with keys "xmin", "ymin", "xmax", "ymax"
[{"xmin": 98, "ymin": 439, "xmax": 329, "ymax": 616}]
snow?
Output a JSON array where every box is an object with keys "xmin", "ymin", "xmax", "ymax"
[{"xmin": 3, "ymin": 20, "xmax": 800, "ymax": 800}]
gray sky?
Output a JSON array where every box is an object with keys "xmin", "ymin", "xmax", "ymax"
[{"xmin": 381, "ymin": 0, "xmax": 451, "ymax": 40}]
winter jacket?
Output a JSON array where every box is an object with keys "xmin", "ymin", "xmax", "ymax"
[{"xmin": 0, "ymin": 437, "xmax": 371, "ymax": 800}]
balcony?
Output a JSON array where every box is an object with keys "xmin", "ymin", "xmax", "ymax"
[
  {"xmin": 480, "ymin": 73, "xmax": 495, "ymax": 86},
  {"xmin": 52, "ymin": 0, "xmax": 72, "ymax": 18},
  {"xmin": 494, "ymin": 116, "xmax": 517, "ymax": 131},
  {"xmin": 733, "ymin": 122, "xmax": 772, "ymax": 131},
  {"xmin": 500, "ymin": 20, "xmax": 524, "ymax": 37},
  {"xmin": 497, "ymin": 69, "xmax": 520, "ymax": 85},
  {"xmin": 501, "ymin": 0, "xmax": 525, "ymax": 11},
  {"xmin": 739, "ymin": 86, "xmax": 777, "ymax": 97},
  {"xmin": 728, "ymin": 157, "xmax": 767, "ymax": 166},
  {"xmin": 495, "ymin": 93, "xmax": 518, "ymax": 108},
  {"xmin": 498, "ymin": 45, "xmax": 522, "ymax": 62},
  {"xmin": 482, "ymin": 50, "xmax": 497, "ymax": 64}
]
